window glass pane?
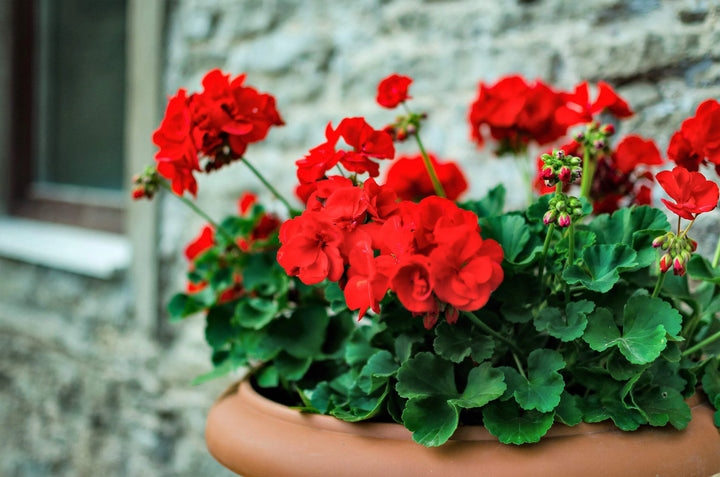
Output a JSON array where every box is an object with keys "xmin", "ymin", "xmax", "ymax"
[{"xmin": 34, "ymin": 0, "xmax": 126, "ymax": 190}]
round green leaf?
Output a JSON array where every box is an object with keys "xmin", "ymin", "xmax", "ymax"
[
  {"xmin": 563, "ymin": 243, "xmax": 638, "ymax": 293},
  {"xmin": 402, "ymin": 397, "xmax": 459, "ymax": 447},
  {"xmin": 482, "ymin": 400, "xmax": 554, "ymax": 445}
]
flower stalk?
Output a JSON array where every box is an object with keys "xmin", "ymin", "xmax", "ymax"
[{"xmin": 241, "ymin": 157, "xmax": 300, "ymax": 216}]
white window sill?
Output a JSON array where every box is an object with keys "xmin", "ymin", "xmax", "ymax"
[{"xmin": 0, "ymin": 217, "xmax": 130, "ymax": 279}]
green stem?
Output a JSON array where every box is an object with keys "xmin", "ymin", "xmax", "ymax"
[
  {"xmin": 414, "ymin": 133, "xmax": 446, "ymax": 198},
  {"xmin": 579, "ymin": 147, "xmax": 595, "ymax": 200},
  {"xmin": 538, "ymin": 224, "xmax": 555, "ymax": 287},
  {"xmin": 159, "ymin": 180, "xmax": 238, "ymax": 246},
  {"xmin": 512, "ymin": 351, "xmax": 527, "ymax": 379},
  {"xmin": 241, "ymin": 157, "xmax": 299, "ymax": 216},
  {"xmin": 712, "ymin": 235, "xmax": 720, "ymax": 268},
  {"xmin": 651, "ymin": 272, "xmax": 667, "ymax": 299},
  {"xmin": 462, "ymin": 311, "xmax": 523, "ymax": 355},
  {"xmin": 682, "ymin": 330, "xmax": 720, "ymax": 357},
  {"xmin": 565, "ymin": 221, "xmax": 575, "ymax": 302},
  {"xmin": 682, "ymin": 310, "xmax": 702, "ymax": 342}
]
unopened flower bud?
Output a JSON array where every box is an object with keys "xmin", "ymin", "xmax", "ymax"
[
  {"xmin": 396, "ymin": 129, "xmax": 407, "ymax": 141},
  {"xmin": 659, "ymin": 254, "xmax": 672, "ymax": 273},
  {"xmin": 574, "ymin": 132, "xmax": 585, "ymax": 142},
  {"xmin": 555, "ymin": 200, "xmax": 566, "ymax": 212},
  {"xmin": 541, "ymin": 167, "xmax": 555, "ymax": 180},
  {"xmin": 601, "ymin": 124, "xmax": 615, "ymax": 136},
  {"xmin": 569, "ymin": 156, "xmax": 582, "ymax": 166},
  {"xmin": 132, "ymin": 187, "xmax": 145, "ymax": 200},
  {"xmin": 593, "ymin": 139, "xmax": 605, "ymax": 150},
  {"xmin": 673, "ymin": 257, "xmax": 686, "ymax": 276},
  {"xmin": 689, "ymin": 239, "xmax": 698, "ymax": 252},
  {"xmin": 573, "ymin": 207, "xmax": 584, "ymax": 217},
  {"xmin": 558, "ymin": 166, "xmax": 572, "ymax": 183},
  {"xmin": 555, "ymin": 149, "xmax": 565, "ymax": 159},
  {"xmin": 543, "ymin": 210, "xmax": 557, "ymax": 225},
  {"xmin": 405, "ymin": 124, "xmax": 417, "ymax": 136},
  {"xmin": 652, "ymin": 234, "xmax": 668, "ymax": 249},
  {"xmin": 557, "ymin": 212, "xmax": 571, "ymax": 228}
]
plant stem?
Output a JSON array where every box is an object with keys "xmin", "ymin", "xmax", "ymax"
[
  {"xmin": 538, "ymin": 224, "xmax": 554, "ymax": 287},
  {"xmin": 159, "ymin": 180, "xmax": 238, "ymax": 246},
  {"xmin": 241, "ymin": 157, "xmax": 299, "ymax": 216},
  {"xmin": 565, "ymin": 221, "xmax": 575, "ymax": 302},
  {"xmin": 512, "ymin": 351, "xmax": 527, "ymax": 379},
  {"xmin": 414, "ymin": 133, "xmax": 446, "ymax": 198},
  {"xmin": 651, "ymin": 272, "xmax": 667, "ymax": 299},
  {"xmin": 402, "ymin": 102, "xmax": 446, "ymax": 198},
  {"xmin": 682, "ymin": 330, "xmax": 720, "ymax": 357},
  {"xmin": 462, "ymin": 311, "xmax": 523, "ymax": 355},
  {"xmin": 713, "ymin": 236, "xmax": 720, "ymax": 268},
  {"xmin": 579, "ymin": 147, "xmax": 594, "ymax": 200}
]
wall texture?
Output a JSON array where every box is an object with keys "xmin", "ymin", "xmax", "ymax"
[{"xmin": 2, "ymin": 0, "xmax": 719, "ymax": 476}]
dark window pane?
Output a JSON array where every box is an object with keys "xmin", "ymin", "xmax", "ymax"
[{"xmin": 34, "ymin": 0, "xmax": 126, "ymax": 190}]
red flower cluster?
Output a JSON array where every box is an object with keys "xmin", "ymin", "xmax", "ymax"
[
  {"xmin": 556, "ymin": 81, "xmax": 633, "ymax": 126},
  {"xmin": 278, "ymin": 178, "xmax": 504, "ymax": 328},
  {"xmin": 667, "ymin": 99, "xmax": 720, "ymax": 174},
  {"xmin": 295, "ymin": 117, "xmax": 395, "ymax": 200},
  {"xmin": 153, "ymin": 69, "xmax": 284, "ymax": 196},
  {"xmin": 534, "ymin": 135, "xmax": 662, "ymax": 213},
  {"xmin": 376, "ymin": 74, "xmax": 412, "ymax": 109},
  {"xmin": 384, "ymin": 153, "xmax": 468, "ymax": 201},
  {"xmin": 468, "ymin": 76, "xmax": 569, "ymax": 153},
  {"xmin": 657, "ymin": 167, "xmax": 719, "ymax": 220}
]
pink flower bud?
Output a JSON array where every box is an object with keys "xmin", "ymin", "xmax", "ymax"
[
  {"xmin": 689, "ymin": 239, "xmax": 698, "ymax": 252},
  {"xmin": 652, "ymin": 235, "xmax": 667, "ymax": 249},
  {"xmin": 543, "ymin": 210, "xmax": 557, "ymax": 225},
  {"xmin": 601, "ymin": 124, "xmax": 615, "ymax": 136},
  {"xmin": 445, "ymin": 307, "xmax": 459, "ymax": 325},
  {"xmin": 557, "ymin": 212, "xmax": 571, "ymax": 228},
  {"xmin": 660, "ymin": 254, "xmax": 672, "ymax": 273},
  {"xmin": 541, "ymin": 167, "xmax": 555, "ymax": 180},
  {"xmin": 558, "ymin": 166, "xmax": 572, "ymax": 183},
  {"xmin": 673, "ymin": 257, "xmax": 686, "ymax": 276}
]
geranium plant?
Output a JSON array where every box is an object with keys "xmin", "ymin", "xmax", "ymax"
[{"xmin": 133, "ymin": 70, "xmax": 720, "ymax": 446}]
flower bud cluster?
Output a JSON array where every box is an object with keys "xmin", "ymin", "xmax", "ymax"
[
  {"xmin": 543, "ymin": 193, "xmax": 583, "ymax": 228},
  {"xmin": 540, "ymin": 149, "xmax": 583, "ymax": 187},
  {"xmin": 131, "ymin": 167, "xmax": 161, "ymax": 200},
  {"xmin": 574, "ymin": 121, "xmax": 615, "ymax": 155},
  {"xmin": 653, "ymin": 232, "xmax": 697, "ymax": 276},
  {"xmin": 383, "ymin": 112, "xmax": 426, "ymax": 142}
]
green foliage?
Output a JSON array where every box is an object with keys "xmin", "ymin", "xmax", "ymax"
[{"xmin": 168, "ymin": 177, "xmax": 720, "ymax": 448}]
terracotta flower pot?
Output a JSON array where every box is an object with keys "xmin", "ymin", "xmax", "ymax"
[{"xmin": 206, "ymin": 380, "xmax": 720, "ymax": 477}]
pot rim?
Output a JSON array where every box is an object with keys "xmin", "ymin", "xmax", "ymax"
[{"xmin": 234, "ymin": 379, "xmax": 705, "ymax": 442}]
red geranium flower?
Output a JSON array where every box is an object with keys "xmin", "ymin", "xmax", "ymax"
[
  {"xmin": 556, "ymin": 81, "xmax": 633, "ymax": 126},
  {"xmin": 336, "ymin": 117, "xmax": 395, "ymax": 176},
  {"xmin": 392, "ymin": 255, "xmax": 437, "ymax": 314},
  {"xmin": 657, "ymin": 167, "xmax": 719, "ymax": 220},
  {"xmin": 384, "ymin": 154, "xmax": 468, "ymax": 201},
  {"xmin": 469, "ymin": 76, "xmax": 568, "ymax": 153},
  {"xmin": 667, "ymin": 99, "xmax": 720, "ymax": 173},
  {"xmin": 613, "ymin": 135, "xmax": 663, "ymax": 174},
  {"xmin": 376, "ymin": 74, "xmax": 413, "ymax": 109}
]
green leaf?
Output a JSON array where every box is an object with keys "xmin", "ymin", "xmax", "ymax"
[
  {"xmin": 482, "ymin": 400, "xmax": 554, "ymax": 445},
  {"xmin": 167, "ymin": 292, "xmax": 211, "ymax": 321},
  {"xmin": 255, "ymin": 365, "xmax": 279, "ymax": 388},
  {"xmin": 358, "ymin": 350, "xmax": 399, "ymax": 393},
  {"xmin": 396, "ymin": 352, "xmax": 457, "ymax": 399},
  {"xmin": 579, "ymin": 394, "xmax": 645, "ymax": 431},
  {"xmin": 449, "ymin": 363, "xmax": 506, "ymax": 409},
  {"xmin": 555, "ymin": 230, "xmax": 596, "ymax": 265},
  {"xmin": 555, "ymin": 391, "xmax": 583, "ymax": 426},
  {"xmin": 345, "ymin": 323, "xmax": 384, "ymax": 366},
  {"xmin": 634, "ymin": 387, "xmax": 691, "ymax": 429},
  {"xmin": 687, "ymin": 255, "xmax": 720, "ymax": 284},
  {"xmin": 266, "ymin": 305, "xmax": 329, "ymax": 359},
  {"xmin": 606, "ymin": 351, "xmax": 647, "ymax": 381},
  {"xmin": 190, "ymin": 358, "xmax": 239, "ymax": 385},
  {"xmin": 433, "ymin": 321, "xmax": 494, "ymax": 363},
  {"xmin": 307, "ymin": 382, "xmax": 331, "ymax": 413},
  {"xmin": 459, "ymin": 184, "xmax": 505, "ymax": 218},
  {"xmin": 509, "ymin": 349, "xmax": 565, "ymax": 412},
  {"xmin": 324, "ymin": 281, "xmax": 349, "ymax": 313},
  {"xmin": 534, "ymin": 300, "xmax": 594, "ymax": 342},
  {"xmin": 205, "ymin": 304, "xmax": 235, "ymax": 350},
  {"xmin": 243, "ymin": 254, "xmax": 288, "ymax": 296},
  {"xmin": 394, "ymin": 334, "xmax": 423, "ymax": 364},
  {"xmin": 331, "ymin": 385, "xmax": 389, "ymax": 422},
  {"xmin": 234, "ymin": 297, "xmax": 279, "ymax": 330},
  {"xmin": 274, "ymin": 352, "xmax": 312, "ymax": 381},
  {"xmin": 402, "ymin": 397, "xmax": 459, "ymax": 447},
  {"xmin": 209, "ymin": 267, "xmax": 234, "ymax": 291},
  {"xmin": 563, "ymin": 244, "xmax": 638, "ymax": 293},
  {"xmin": 479, "ymin": 215, "xmax": 530, "ymax": 263},
  {"xmin": 583, "ymin": 296, "xmax": 681, "ymax": 365},
  {"xmin": 702, "ymin": 360, "xmax": 720, "ymax": 406}
]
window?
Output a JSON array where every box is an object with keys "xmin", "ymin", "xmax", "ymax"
[{"xmin": 9, "ymin": 0, "xmax": 127, "ymax": 233}]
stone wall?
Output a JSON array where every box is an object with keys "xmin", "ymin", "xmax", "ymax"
[{"xmin": 2, "ymin": 1, "xmax": 719, "ymax": 476}]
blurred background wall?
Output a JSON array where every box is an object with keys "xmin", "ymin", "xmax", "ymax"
[{"xmin": 0, "ymin": 0, "xmax": 718, "ymax": 475}]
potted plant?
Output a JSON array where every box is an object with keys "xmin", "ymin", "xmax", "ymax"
[{"xmin": 133, "ymin": 70, "xmax": 720, "ymax": 476}]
